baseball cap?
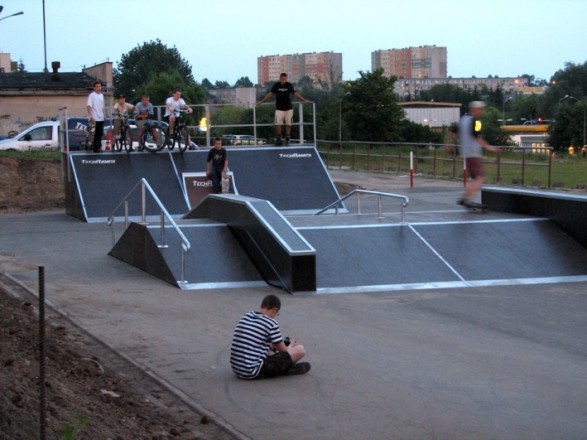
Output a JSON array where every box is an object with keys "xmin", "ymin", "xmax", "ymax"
[{"xmin": 469, "ymin": 101, "xmax": 486, "ymax": 109}]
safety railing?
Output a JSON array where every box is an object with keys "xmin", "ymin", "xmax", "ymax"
[
  {"xmin": 317, "ymin": 140, "xmax": 555, "ymax": 188},
  {"xmin": 315, "ymin": 189, "xmax": 410, "ymax": 223},
  {"xmin": 150, "ymin": 102, "xmax": 317, "ymax": 148},
  {"xmin": 106, "ymin": 178, "xmax": 191, "ymax": 284}
]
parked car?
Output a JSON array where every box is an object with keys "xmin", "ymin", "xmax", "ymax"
[
  {"xmin": 0, "ymin": 118, "xmax": 88, "ymax": 151},
  {"xmin": 221, "ymin": 134, "xmax": 265, "ymax": 146}
]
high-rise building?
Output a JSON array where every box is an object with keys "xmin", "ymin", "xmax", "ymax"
[
  {"xmin": 257, "ymin": 52, "xmax": 342, "ymax": 87},
  {"xmin": 372, "ymin": 46, "xmax": 447, "ymax": 79}
]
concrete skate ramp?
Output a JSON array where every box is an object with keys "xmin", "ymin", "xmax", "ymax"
[
  {"xmin": 175, "ymin": 146, "xmax": 340, "ymax": 212},
  {"xmin": 65, "ymin": 146, "xmax": 341, "ymax": 222},
  {"xmin": 109, "ymin": 221, "xmax": 267, "ymax": 289},
  {"xmin": 65, "ymin": 152, "xmax": 188, "ymax": 223},
  {"xmin": 184, "ymin": 194, "xmax": 316, "ymax": 292},
  {"xmin": 298, "ymin": 218, "xmax": 587, "ymax": 292}
]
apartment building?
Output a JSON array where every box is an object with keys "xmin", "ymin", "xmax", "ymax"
[
  {"xmin": 257, "ymin": 52, "xmax": 343, "ymax": 87},
  {"xmin": 372, "ymin": 45, "xmax": 447, "ymax": 79},
  {"xmin": 395, "ymin": 76, "xmax": 529, "ymax": 98}
]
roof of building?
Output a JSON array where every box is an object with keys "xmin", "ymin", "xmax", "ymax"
[
  {"xmin": 0, "ymin": 72, "xmax": 96, "ymax": 90},
  {"xmin": 399, "ymin": 101, "xmax": 462, "ymax": 108}
]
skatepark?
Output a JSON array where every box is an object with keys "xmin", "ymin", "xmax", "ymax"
[{"xmin": 1, "ymin": 146, "xmax": 587, "ymax": 439}]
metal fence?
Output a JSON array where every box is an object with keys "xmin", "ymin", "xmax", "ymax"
[{"xmin": 317, "ymin": 140, "xmax": 560, "ymax": 189}]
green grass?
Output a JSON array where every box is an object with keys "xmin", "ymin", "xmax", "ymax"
[{"xmin": 0, "ymin": 150, "xmax": 62, "ymax": 161}]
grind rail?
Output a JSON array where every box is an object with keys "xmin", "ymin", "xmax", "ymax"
[
  {"xmin": 106, "ymin": 178, "xmax": 191, "ymax": 283},
  {"xmin": 315, "ymin": 189, "xmax": 409, "ymax": 222}
]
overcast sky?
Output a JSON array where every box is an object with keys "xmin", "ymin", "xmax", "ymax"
[{"xmin": 1, "ymin": 0, "xmax": 585, "ymax": 84}]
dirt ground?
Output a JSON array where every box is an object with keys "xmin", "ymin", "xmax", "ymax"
[{"xmin": 0, "ymin": 157, "xmax": 234, "ymax": 439}]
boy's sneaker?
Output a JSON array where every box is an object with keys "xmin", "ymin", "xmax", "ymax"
[
  {"xmin": 458, "ymin": 198, "xmax": 476, "ymax": 208},
  {"xmin": 284, "ymin": 362, "xmax": 311, "ymax": 376},
  {"xmin": 285, "ymin": 136, "xmax": 290, "ymax": 146},
  {"xmin": 459, "ymin": 199, "xmax": 487, "ymax": 210},
  {"xmin": 275, "ymin": 136, "xmax": 282, "ymax": 146}
]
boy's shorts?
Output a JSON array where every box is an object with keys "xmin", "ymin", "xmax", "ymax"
[
  {"xmin": 465, "ymin": 157, "xmax": 485, "ymax": 179},
  {"xmin": 274, "ymin": 110, "xmax": 293, "ymax": 126},
  {"xmin": 258, "ymin": 351, "xmax": 293, "ymax": 378}
]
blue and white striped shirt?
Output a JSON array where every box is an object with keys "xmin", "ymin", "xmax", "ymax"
[{"xmin": 230, "ymin": 311, "xmax": 283, "ymax": 379}]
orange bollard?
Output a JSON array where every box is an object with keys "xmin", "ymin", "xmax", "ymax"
[{"xmin": 106, "ymin": 129, "xmax": 112, "ymax": 151}]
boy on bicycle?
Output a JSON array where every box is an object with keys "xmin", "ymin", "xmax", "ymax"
[
  {"xmin": 164, "ymin": 89, "xmax": 192, "ymax": 136},
  {"xmin": 112, "ymin": 95, "xmax": 134, "ymax": 140},
  {"xmin": 135, "ymin": 95, "xmax": 159, "ymax": 148}
]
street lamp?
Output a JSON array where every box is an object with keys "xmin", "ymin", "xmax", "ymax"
[
  {"xmin": 502, "ymin": 96, "xmax": 513, "ymax": 126},
  {"xmin": 0, "ymin": 10, "xmax": 24, "ymax": 22},
  {"xmin": 561, "ymin": 94, "xmax": 586, "ymax": 147}
]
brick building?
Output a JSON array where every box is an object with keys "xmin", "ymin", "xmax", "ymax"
[{"xmin": 257, "ymin": 52, "xmax": 342, "ymax": 88}]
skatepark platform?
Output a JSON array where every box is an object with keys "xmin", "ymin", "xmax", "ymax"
[
  {"xmin": 106, "ymin": 176, "xmax": 587, "ymax": 293},
  {"xmin": 63, "ymin": 145, "xmax": 587, "ymax": 293}
]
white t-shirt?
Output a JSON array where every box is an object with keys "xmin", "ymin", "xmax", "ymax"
[
  {"xmin": 87, "ymin": 92, "xmax": 105, "ymax": 121},
  {"xmin": 164, "ymin": 96, "xmax": 186, "ymax": 117}
]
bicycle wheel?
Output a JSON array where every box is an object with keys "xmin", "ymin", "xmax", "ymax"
[
  {"xmin": 123, "ymin": 127, "xmax": 133, "ymax": 152},
  {"xmin": 175, "ymin": 126, "xmax": 189, "ymax": 153},
  {"xmin": 111, "ymin": 128, "xmax": 122, "ymax": 151},
  {"xmin": 142, "ymin": 127, "xmax": 165, "ymax": 153}
]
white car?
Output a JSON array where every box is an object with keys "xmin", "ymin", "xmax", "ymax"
[{"xmin": 0, "ymin": 119, "xmax": 88, "ymax": 151}]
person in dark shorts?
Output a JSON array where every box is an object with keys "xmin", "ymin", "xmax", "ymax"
[
  {"xmin": 457, "ymin": 101, "xmax": 499, "ymax": 208},
  {"xmin": 206, "ymin": 137, "xmax": 228, "ymax": 193},
  {"xmin": 230, "ymin": 294, "xmax": 310, "ymax": 379},
  {"xmin": 256, "ymin": 73, "xmax": 310, "ymax": 146}
]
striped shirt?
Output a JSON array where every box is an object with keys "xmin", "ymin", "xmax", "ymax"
[{"xmin": 230, "ymin": 311, "xmax": 283, "ymax": 379}]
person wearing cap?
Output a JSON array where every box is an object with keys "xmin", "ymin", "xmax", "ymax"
[{"xmin": 457, "ymin": 101, "xmax": 499, "ymax": 208}]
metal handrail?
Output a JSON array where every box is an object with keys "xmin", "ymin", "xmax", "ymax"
[
  {"xmin": 107, "ymin": 178, "xmax": 191, "ymax": 283},
  {"xmin": 315, "ymin": 189, "xmax": 409, "ymax": 223}
]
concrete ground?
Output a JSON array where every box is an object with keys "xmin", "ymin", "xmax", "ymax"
[{"xmin": 1, "ymin": 171, "xmax": 586, "ymax": 440}]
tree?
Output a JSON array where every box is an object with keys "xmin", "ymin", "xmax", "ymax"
[
  {"xmin": 113, "ymin": 39, "xmax": 195, "ymax": 102},
  {"xmin": 136, "ymin": 70, "xmax": 204, "ymax": 108},
  {"xmin": 481, "ymin": 106, "xmax": 512, "ymax": 146},
  {"xmin": 201, "ymin": 78, "xmax": 215, "ymax": 90},
  {"xmin": 234, "ymin": 76, "xmax": 254, "ymax": 88},
  {"xmin": 343, "ymin": 69, "xmax": 405, "ymax": 142},
  {"xmin": 214, "ymin": 80, "xmax": 230, "ymax": 89},
  {"xmin": 550, "ymin": 99, "xmax": 586, "ymax": 151},
  {"xmin": 545, "ymin": 62, "xmax": 587, "ymax": 149}
]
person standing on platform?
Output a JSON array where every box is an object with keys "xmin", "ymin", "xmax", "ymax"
[
  {"xmin": 206, "ymin": 137, "xmax": 229, "ymax": 193},
  {"xmin": 87, "ymin": 81, "xmax": 105, "ymax": 153},
  {"xmin": 230, "ymin": 294, "xmax": 310, "ymax": 380},
  {"xmin": 257, "ymin": 73, "xmax": 310, "ymax": 146},
  {"xmin": 457, "ymin": 101, "xmax": 499, "ymax": 209}
]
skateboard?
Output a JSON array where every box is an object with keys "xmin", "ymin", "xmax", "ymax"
[
  {"xmin": 86, "ymin": 121, "xmax": 95, "ymax": 150},
  {"xmin": 467, "ymin": 203, "xmax": 489, "ymax": 213},
  {"xmin": 221, "ymin": 170, "xmax": 231, "ymax": 193},
  {"xmin": 458, "ymin": 199, "xmax": 489, "ymax": 213}
]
